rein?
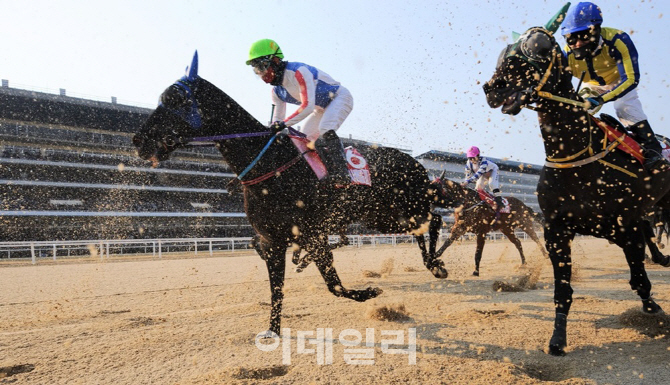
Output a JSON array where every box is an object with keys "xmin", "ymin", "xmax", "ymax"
[{"xmin": 185, "ymin": 130, "xmax": 303, "ymax": 186}]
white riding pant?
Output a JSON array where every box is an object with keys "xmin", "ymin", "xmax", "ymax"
[
  {"xmin": 300, "ymin": 86, "xmax": 354, "ymax": 141},
  {"xmin": 585, "ymin": 85, "xmax": 648, "ymax": 126},
  {"xmin": 475, "ymin": 169, "xmax": 500, "ymax": 193}
]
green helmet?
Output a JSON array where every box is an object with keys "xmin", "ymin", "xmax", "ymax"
[{"xmin": 246, "ymin": 39, "xmax": 284, "ymax": 65}]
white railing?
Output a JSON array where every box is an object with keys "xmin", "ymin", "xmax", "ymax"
[{"xmin": 0, "ymin": 230, "xmax": 543, "ymax": 264}]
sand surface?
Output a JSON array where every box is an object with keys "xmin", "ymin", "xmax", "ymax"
[{"xmin": 1, "ymin": 237, "xmax": 670, "ymax": 384}]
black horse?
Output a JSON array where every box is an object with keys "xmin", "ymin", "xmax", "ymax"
[
  {"xmin": 132, "ymin": 53, "xmax": 447, "ymax": 336},
  {"xmin": 483, "ymin": 27, "xmax": 670, "ymax": 355},
  {"xmin": 432, "ymin": 176, "xmax": 547, "ymax": 276}
]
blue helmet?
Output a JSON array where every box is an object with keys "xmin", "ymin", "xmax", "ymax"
[{"xmin": 561, "ymin": 2, "xmax": 603, "ymax": 36}]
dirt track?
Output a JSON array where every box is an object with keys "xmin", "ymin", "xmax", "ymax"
[{"xmin": 1, "ymin": 238, "xmax": 670, "ymax": 384}]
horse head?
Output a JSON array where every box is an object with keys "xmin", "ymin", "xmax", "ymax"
[
  {"xmin": 432, "ymin": 174, "xmax": 469, "ymax": 208},
  {"xmin": 133, "ymin": 51, "xmax": 266, "ymax": 167},
  {"xmin": 483, "ymin": 27, "xmax": 574, "ymax": 115}
]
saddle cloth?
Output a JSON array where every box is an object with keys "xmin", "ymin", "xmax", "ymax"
[
  {"xmin": 661, "ymin": 137, "xmax": 670, "ymax": 163},
  {"xmin": 476, "ymin": 189, "xmax": 511, "ymax": 214},
  {"xmin": 345, "ymin": 146, "xmax": 372, "ymax": 186}
]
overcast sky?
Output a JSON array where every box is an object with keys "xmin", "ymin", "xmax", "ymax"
[{"xmin": 1, "ymin": 0, "xmax": 668, "ymax": 165}]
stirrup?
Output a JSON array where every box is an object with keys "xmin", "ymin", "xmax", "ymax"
[{"xmin": 644, "ymin": 151, "xmax": 668, "ymax": 170}]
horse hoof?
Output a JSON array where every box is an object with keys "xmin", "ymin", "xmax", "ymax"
[
  {"xmin": 432, "ymin": 266, "xmax": 448, "ymax": 279},
  {"xmin": 642, "ymin": 299, "xmax": 663, "ymax": 314},
  {"xmin": 472, "ymin": 271, "xmax": 479, "ymax": 277},
  {"xmin": 548, "ymin": 344, "xmax": 566, "ymax": 356}
]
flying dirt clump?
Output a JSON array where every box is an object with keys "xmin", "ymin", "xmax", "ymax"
[
  {"xmin": 366, "ymin": 303, "xmax": 411, "ymax": 322},
  {"xmin": 492, "ymin": 260, "xmax": 543, "ymax": 292}
]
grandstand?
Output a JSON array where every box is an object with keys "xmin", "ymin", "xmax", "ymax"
[
  {"xmin": 0, "ymin": 84, "xmax": 249, "ymax": 241},
  {"xmin": 0, "ymin": 82, "xmax": 542, "ymax": 243}
]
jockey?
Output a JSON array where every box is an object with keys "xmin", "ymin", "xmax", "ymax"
[
  {"xmin": 461, "ymin": 146, "xmax": 504, "ymax": 211},
  {"xmin": 561, "ymin": 2, "xmax": 665, "ymax": 168},
  {"xmin": 246, "ymin": 38, "xmax": 354, "ymax": 185}
]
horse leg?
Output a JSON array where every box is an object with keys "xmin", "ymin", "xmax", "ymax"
[
  {"xmin": 313, "ymin": 247, "xmax": 382, "ymax": 302},
  {"xmin": 545, "ymin": 224, "xmax": 575, "ymax": 356},
  {"xmin": 500, "ymin": 226, "xmax": 526, "ymax": 265},
  {"xmin": 435, "ymin": 222, "xmax": 468, "ymax": 259},
  {"xmin": 428, "ymin": 212, "xmax": 442, "ymax": 257},
  {"xmin": 295, "ymin": 232, "xmax": 349, "ymax": 273},
  {"xmin": 622, "ymin": 225, "xmax": 663, "ymax": 314},
  {"xmin": 472, "ymin": 232, "xmax": 486, "ymax": 276},
  {"xmin": 416, "ymin": 213, "xmax": 448, "ymax": 278},
  {"xmin": 263, "ymin": 242, "xmax": 288, "ymax": 336},
  {"xmin": 642, "ymin": 220, "xmax": 670, "ymax": 266}
]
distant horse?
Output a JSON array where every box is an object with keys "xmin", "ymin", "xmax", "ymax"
[
  {"xmin": 432, "ymin": 176, "xmax": 547, "ymax": 276},
  {"xmin": 132, "ymin": 52, "xmax": 447, "ymax": 336},
  {"xmin": 650, "ymin": 207, "xmax": 670, "ymax": 249},
  {"xmin": 484, "ymin": 27, "xmax": 670, "ymax": 355}
]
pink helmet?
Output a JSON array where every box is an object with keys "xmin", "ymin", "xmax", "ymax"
[{"xmin": 466, "ymin": 146, "xmax": 480, "ymax": 158}]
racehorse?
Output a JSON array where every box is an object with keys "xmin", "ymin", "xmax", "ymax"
[
  {"xmin": 132, "ymin": 52, "xmax": 447, "ymax": 336},
  {"xmin": 432, "ymin": 175, "xmax": 547, "ymax": 276},
  {"xmin": 483, "ymin": 27, "xmax": 670, "ymax": 355}
]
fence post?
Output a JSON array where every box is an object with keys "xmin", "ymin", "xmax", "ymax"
[
  {"xmin": 209, "ymin": 240, "xmax": 213, "ymax": 256},
  {"xmin": 158, "ymin": 240, "xmax": 162, "ymax": 258},
  {"xmin": 31, "ymin": 243, "xmax": 36, "ymax": 265},
  {"xmin": 53, "ymin": 244, "xmax": 57, "ymax": 261},
  {"xmin": 194, "ymin": 240, "xmax": 198, "ymax": 256}
]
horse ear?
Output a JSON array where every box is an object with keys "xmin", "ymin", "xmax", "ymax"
[
  {"xmin": 185, "ymin": 50, "xmax": 199, "ymax": 81},
  {"xmin": 439, "ymin": 170, "xmax": 446, "ymax": 180}
]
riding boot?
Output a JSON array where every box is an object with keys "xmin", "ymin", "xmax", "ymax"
[
  {"xmin": 493, "ymin": 194, "xmax": 503, "ymax": 221},
  {"xmin": 629, "ymin": 120, "xmax": 666, "ymax": 169},
  {"xmin": 315, "ymin": 130, "xmax": 350, "ymax": 186}
]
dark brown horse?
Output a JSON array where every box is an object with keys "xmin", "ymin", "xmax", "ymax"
[
  {"xmin": 484, "ymin": 27, "xmax": 670, "ymax": 355},
  {"xmin": 432, "ymin": 176, "xmax": 547, "ymax": 276},
  {"xmin": 132, "ymin": 52, "xmax": 447, "ymax": 336}
]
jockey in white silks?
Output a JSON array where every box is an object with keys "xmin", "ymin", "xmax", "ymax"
[
  {"xmin": 461, "ymin": 146, "xmax": 504, "ymax": 211},
  {"xmin": 246, "ymin": 38, "xmax": 353, "ymax": 185}
]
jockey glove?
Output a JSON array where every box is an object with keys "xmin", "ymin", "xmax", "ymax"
[
  {"xmin": 270, "ymin": 120, "xmax": 286, "ymax": 134},
  {"xmin": 586, "ymin": 96, "xmax": 604, "ymax": 108}
]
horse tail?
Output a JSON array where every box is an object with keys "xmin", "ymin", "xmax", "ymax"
[
  {"xmin": 531, "ymin": 209, "xmax": 546, "ymax": 227},
  {"xmin": 518, "ymin": 199, "xmax": 544, "ymax": 226}
]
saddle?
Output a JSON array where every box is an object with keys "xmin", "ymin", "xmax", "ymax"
[
  {"xmin": 592, "ymin": 114, "xmax": 644, "ymax": 164},
  {"xmin": 476, "ymin": 189, "xmax": 511, "ymax": 214}
]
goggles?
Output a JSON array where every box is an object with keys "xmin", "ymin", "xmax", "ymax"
[
  {"xmin": 566, "ymin": 30, "xmax": 593, "ymax": 46},
  {"xmin": 250, "ymin": 57, "xmax": 272, "ymax": 75}
]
